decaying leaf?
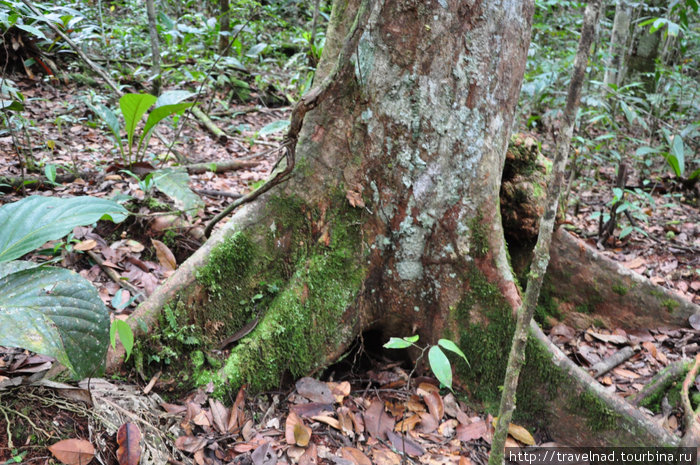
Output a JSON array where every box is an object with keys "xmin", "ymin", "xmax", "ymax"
[
  {"xmin": 48, "ymin": 438, "xmax": 95, "ymax": 465},
  {"xmin": 151, "ymin": 239, "xmax": 177, "ymax": 271},
  {"xmin": 364, "ymin": 399, "xmax": 395, "ymax": 440},
  {"xmin": 175, "ymin": 435, "xmax": 208, "ymax": 453},
  {"xmin": 386, "ymin": 430, "xmax": 425, "ymax": 457},
  {"xmin": 340, "ymin": 446, "xmax": 372, "ymax": 465},
  {"xmin": 286, "ymin": 412, "xmax": 312, "ymax": 447},
  {"xmin": 299, "ymin": 442, "xmax": 318, "ymax": 465},
  {"xmin": 296, "ymin": 377, "xmax": 334, "ymax": 403},
  {"xmin": 116, "ymin": 423, "xmax": 141, "ymax": 465},
  {"xmin": 209, "ymin": 398, "xmax": 230, "ymax": 433}
]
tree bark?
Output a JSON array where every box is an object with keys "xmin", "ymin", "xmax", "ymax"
[
  {"xmin": 108, "ymin": 0, "xmax": 697, "ymax": 448},
  {"xmin": 145, "ymin": 0, "xmax": 162, "ymax": 96},
  {"xmin": 604, "ymin": 0, "xmax": 633, "ymax": 89}
]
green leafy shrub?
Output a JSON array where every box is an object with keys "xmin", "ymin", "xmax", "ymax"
[{"xmin": 0, "ymin": 196, "xmax": 128, "ymax": 378}]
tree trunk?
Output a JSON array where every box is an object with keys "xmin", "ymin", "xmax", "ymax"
[
  {"xmin": 218, "ymin": 0, "xmax": 231, "ymax": 55},
  {"xmin": 110, "ymin": 0, "xmax": 695, "ymax": 448},
  {"xmin": 604, "ymin": 0, "xmax": 633, "ymax": 88},
  {"xmin": 145, "ymin": 0, "xmax": 162, "ymax": 96}
]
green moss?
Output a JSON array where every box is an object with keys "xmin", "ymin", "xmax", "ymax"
[
  {"xmin": 611, "ymin": 283, "xmax": 628, "ymax": 296},
  {"xmin": 571, "ymin": 390, "xmax": 622, "ymax": 432},
  {"xmin": 469, "ymin": 211, "xmax": 489, "ymax": 257},
  {"xmin": 191, "ymin": 195, "xmax": 367, "ymax": 395},
  {"xmin": 535, "ymin": 282, "xmax": 562, "ymax": 326},
  {"xmin": 661, "ymin": 299, "xmax": 679, "ymax": 313}
]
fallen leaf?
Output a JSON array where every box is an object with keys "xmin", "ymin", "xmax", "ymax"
[
  {"xmin": 175, "ymin": 435, "xmax": 207, "ymax": 453},
  {"xmin": 152, "ymin": 239, "xmax": 177, "ymax": 271},
  {"xmin": 386, "ymin": 430, "xmax": 425, "ymax": 457},
  {"xmin": 623, "ymin": 257, "xmax": 646, "ymax": 270},
  {"xmin": 424, "ymin": 390, "xmax": 444, "ymax": 422},
  {"xmin": 209, "ymin": 398, "xmax": 229, "ymax": 433},
  {"xmin": 364, "ymin": 399, "xmax": 395, "ymax": 440},
  {"xmin": 372, "ymin": 446, "xmax": 401, "ymax": 465},
  {"xmin": 312, "ymin": 414, "xmax": 340, "ymax": 430},
  {"xmin": 74, "ymin": 239, "xmax": 97, "ymax": 251},
  {"xmin": 612, "ymin": 367, "xmax": 639, "ymax": 379},
  {"xmin": 586, "ymin": 330, "xmax": 628, "ymax": 345},
  {"xmin": 340, "ymin": 446, "xmax": 372, "ymax": 465},
  {"xmin": 459, "ymin": 457, "xmax": 473, "ymax": 465},
  {"xmin": 417, "ymin": 411, "xmax": 438, "ymax": 434},
  {"xmin": 252, "ymin": 441, "xmax": 276, "ymax": 465},
  {"xmin": 690, "ymin": 314, "xmax": 700, "ymax": 330},
  {"xmin": 328, "ymin": 380, "xmax": 351, "ymax": 403},
  {"xmin": 286, "ymin": 412, "xmax": 312, "ymax": 446},
  {"xmin": 299, "ymin": 442, "xmax": 318, "ymax": 465},
  {"xmin": 395, "ymin": 414, "xmax": 421, "ymax": 432},
  {"xmin": 438, "ymin": 418, "xmax": 458, "ymax": 437},
  {"xmin": 416, "ymin": 382, "xmax": 440, "ymax": 396},
  {"xmin": 507, "ymin": 422, "xmax": 535, "ymax": 446},
  {"xmin": 346, "ymin": 189, "xmax": 365, "ymax": 208},
  {"xmin": 296, "ymin": 377, "xmax": 334, "ymax": 403},
  {"xmin": 642, "ymin": 341, "xmax": 658, "ymax": 358},
  {"xmin": 116, "ymin": 423, "xmax": 141, "ymax": 465},
  {"xmin": 48, "ymin": 439, "xmax": 95, "ymax": 465},
  {"xmin": 456, "ymin": 419, "xmax": 488, "ymax": 442},
  {"xmin": 227, "ymin": 384, "xmax": 246, "ymax": 432}
]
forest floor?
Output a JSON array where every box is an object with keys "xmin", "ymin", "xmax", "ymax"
[{"xmin": 0, "ymin": 78, "xmax": 699, "ymax": 465}]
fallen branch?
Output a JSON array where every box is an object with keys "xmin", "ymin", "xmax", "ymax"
[
  {"xmin": 590, "ymin": 346, "xmax": 637, "ymax": 377},
  {"xmin": 680, "ymin": 353, "xmax": 700, "ymax": 446},
  {"xmin": 191, "ymin": 106, "xmax": 228, "ymax": 144},
  {"xmin": 631, "ymin": 360, "xmax": 689, "ymax": 407}
]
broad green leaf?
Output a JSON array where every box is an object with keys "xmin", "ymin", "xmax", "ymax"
[
  {"xmin": 0, "ymin": 99, "xmax": 24, "ymax": 111},
  {"xmin": 155, "ymin": 90, "xmax": 195, "ymax": 108},
  {"xmin": 635, "ymin": 146, "xmax": 660, "ymax": 157},
  {"xmin": 110, "ymin": 319, "xmax": 134, "ymax": 361},
  {"xmin": 152, "ymin": 168, "xmax": 204, "ymax": 212},
  {"xmin": 138, "ymin": 102, "xmax": 193, "ymax": 154},
  {"xmin": 619, "ymin": 226, "xmax": 634, "ymax": 239},
  {"xmin": 246, "ymin": 42, "xmax": 267, "ymax": 58},
  {"xmin": 437, "ymin": 339, "xmax": 469, "ymax": 365},
  {"xmin": 259, "ymin": 119, "xmax": 290, "ymax": 136},
  {"xmin": 16, "ymin": 23, "xmax": 46, "ymax": 40},
  {"xmin": 689, "ymin": 168, "xmax": 700, "ymax": 181},
  {"xmin": 119, "ymin": 93, "xmax": 157, "ymax": 152},
  {"xmin": 0, "ymin": 196, "xmax": 128, "ymax": 263},
  {"xmin": 0, "ymin": 260, "xmax": 38, "ymax": 279},
  {"xmin": 384, "ymin": 335, "xmax": 418, "ymax": 349},
  {"xmin": 0, "ymin": 263, "xmax": 110, "ymax": 378},
  {"xmin": 428, "ymin": 345, "xmax": 452, "ymax": 390},
  {"xmin": 670, "ymin": 134, "xmax": 685, "ymax": 176}
]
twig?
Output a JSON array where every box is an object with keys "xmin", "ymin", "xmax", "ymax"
[
  {"xmin": 631, "ymin": 360, "xmax": 688, "ymax": 407},
  {"xmin": 191, "ymin": 106, "xmax": 228, "ymax": 143},
  {"xmin": 680, "ymin": 353, "xmax": 700, "ymax": 445},
  {"xmin": 489, "ymin": 0, "xmax": 603, "ymax": 462},
  {"xmin": 590, "ymin": 346, "xmax": 637, "ymax": 377},
  {"xmin": 193, "ymin": 188, "xmax": 242, "ymax": 199},
  {"xmin": 86, "ymin": 250, "xmax": 145, "ymax": 303}
]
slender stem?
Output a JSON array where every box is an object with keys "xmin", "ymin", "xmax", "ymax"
[{"xmin": 488, "ymin": 1, "xmax": 602, "ymax": 463}]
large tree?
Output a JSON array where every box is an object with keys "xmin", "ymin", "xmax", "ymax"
[{"xmin": 112, "ymin": 0, "xmax": 697, "ymax": 447}]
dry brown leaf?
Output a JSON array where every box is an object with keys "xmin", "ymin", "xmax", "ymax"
[
  {"xmin": 364, "ymin": 399, "xmax": 395, "ymax": 440},
  {"xmin": 286, "ymin": 412, "xmax": 311, "ymax": 446},
  {"xmin": 438, "ymin": 418, "xmax": 458, "ymax": 437},
  {"xmin": 386, "ymin": 430, "xmax": 425, "ymax": 457},
  {"xmin": 612, "ymin": 367, "xmax": 640, "ymax": 379},
  {"xmin": 642, "ymin": 341, "xmax": 658, "ymax": 358},
  {"xmin": 193, "ymin": 410, "xmax": 211, "ymax": 427},
  {"xmin": 385, "ymin": 400, "xmax": 405, "ymax": 418},
  {"xmin": 340, "ymin": 446, "xmax": 372, "ymax": 465},
  {"xmin": 459, "ymin": 457, "xmax": 473, "ymax": 465},
  {"xmin": 151, "ymin": 239, "xmax": 177, "ymax": 271},
  {"xmin": 424, "ymin": 390, "xmax": 444, "ymax": 422},
  {"xmin": 116, "ymin": 423, "xmax": 141, "ymax": 465},
  {"xmin": 327, "ymin": 380, "xmax": 351, "ymax": 403},
  {"xmin": 372, "ymin": 446, "xmax": 401, "ymax": 465},
  {"xmin": 74, "ymin": 239, "xmax": 97, "ymax": 251},
  {"xmin": 346, "ymin": 189, "xmax": 365, "ymax": 208},
  {"xmin": 48, "ymin": 438, "xmax": 95, "ymax": 465},
  {"xmin": 227, "ymin": 384, "xmax": 246, "ymax": 432},
  {"xmin": 299, "ymin": 442, "xmax": 318, "ymax": 465},
  {"xmin": 417, "ymin": 411, "xmax": 438, "ymax": 434},
  {"xmin": 125, "ymin": 239, "xmax": 145, "ymax": 253},
  {"xmin": 456, "ymin": 419, "xmax": 488, "ymax": 442},
  {"xmin": 623, "ymin": 256, "xmax": 646, "ymax": 270},
  {"xmin": 296, "ymin": 377, "xmax": 334, "ymax": 403},
  {"xmin": 312, "ymin": 414, "xmax": 340, "ymax": 430},
  {"xmin": 507, "ymin": 422, "xmax": 535, "ymax": 446},
  {"xmin": 175, "ymin": 435, "xmax": 207, "ymax": 453},
  {"xmin": 209, "ymin": 398, "xmax": 229, "ymax": 434},
  {"xmin": 161, "ymin": 402, "xmax": 186, "ymax": 414},
  {"xmin": 405, "ymin": 396, "xmax": 426, "ymax": 413},
  {"xmin": 586, "ymin": 330, "xmax": 628, "ymax": 345},
  {"xmin": 395, "ymin": 413, "xmax": 421, "ymax": 432},
  {"xmin": 505, "ymin": 437, "xmax": 521, "ymax": 448},
  {"xmin": 416, "ymin": 382, "xmax": 439, "ymax": 396}
]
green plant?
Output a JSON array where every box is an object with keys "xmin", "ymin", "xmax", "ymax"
[
  {"xmin": 88, "ymin": 91, "xmax": 194, "ymax": 168},
  {"xmin": 0, "ymin": 196, "xmax": 128, "ymax": 378},
  {"xmin": 384, "ymin": 335, "xmax": 469, "ymax": 391},
  {"xmin": 110, "ymin": 319, "xmax": 135, "ymax": 361}
]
